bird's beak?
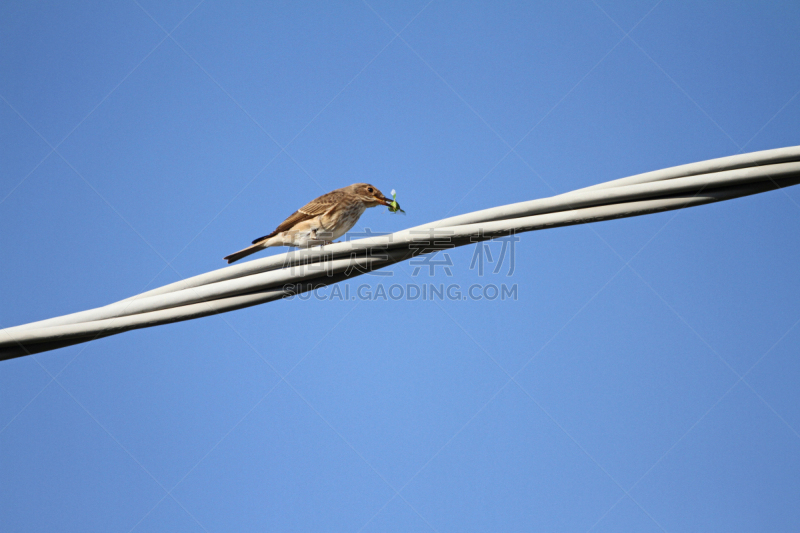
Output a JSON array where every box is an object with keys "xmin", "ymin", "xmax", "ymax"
[{"xmin": 377, "ymin": 195, "xmax": 390, "ymax": 206}]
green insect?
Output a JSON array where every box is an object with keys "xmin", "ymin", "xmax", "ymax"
[{"xmin": 387, "ymin": 189, "xmax": 406, "ymax": 214}]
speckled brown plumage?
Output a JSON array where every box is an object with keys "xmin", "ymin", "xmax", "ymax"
[{"xmin": 224, "ymin": 183, "xmax": 391, "ymax": 264}]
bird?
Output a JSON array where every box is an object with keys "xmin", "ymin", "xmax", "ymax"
[{"xmin": 223, "ymin": 183, "xmax": 392, "ymax": 264}]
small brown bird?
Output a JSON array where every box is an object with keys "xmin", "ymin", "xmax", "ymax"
[{"xmin": 224, "ymin": 183, "xmax": 392, "ymax": 263}]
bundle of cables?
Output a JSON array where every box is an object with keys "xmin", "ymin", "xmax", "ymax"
[{"xmin": 2, "ymin": 145, "xmax": 799, "ymax": 361}]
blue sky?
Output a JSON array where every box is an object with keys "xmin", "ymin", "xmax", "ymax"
[{"xmin": 2, "ymin": 1, "xmax": 800, "ymax": 531}]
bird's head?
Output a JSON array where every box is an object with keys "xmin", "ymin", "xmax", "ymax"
[{"xmin": 346, "ymin": 183, "xmax": 391, "ymax": 207}]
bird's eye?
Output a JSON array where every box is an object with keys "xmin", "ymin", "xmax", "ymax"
[{"xmin": 368, "ymin": 187, "xmax": 374, "ymax": 193}]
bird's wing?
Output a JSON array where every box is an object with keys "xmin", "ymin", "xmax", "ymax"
[
  {"xmin": 296, "ymin": 190, "xmax": 342, "ymax": 217},
  {"xmin": 251, "ymin": 190, "xmax": 342, "ymax": 244}
]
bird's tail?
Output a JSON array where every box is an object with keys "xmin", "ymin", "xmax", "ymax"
[{"xmin": 223, "ymin": 242, "xmax": 267, "ymax": 264}]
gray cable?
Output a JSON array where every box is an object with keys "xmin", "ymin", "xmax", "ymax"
[{"xmin": 2, "ymin": 146, "xmax": 799, "ymax": 361}]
